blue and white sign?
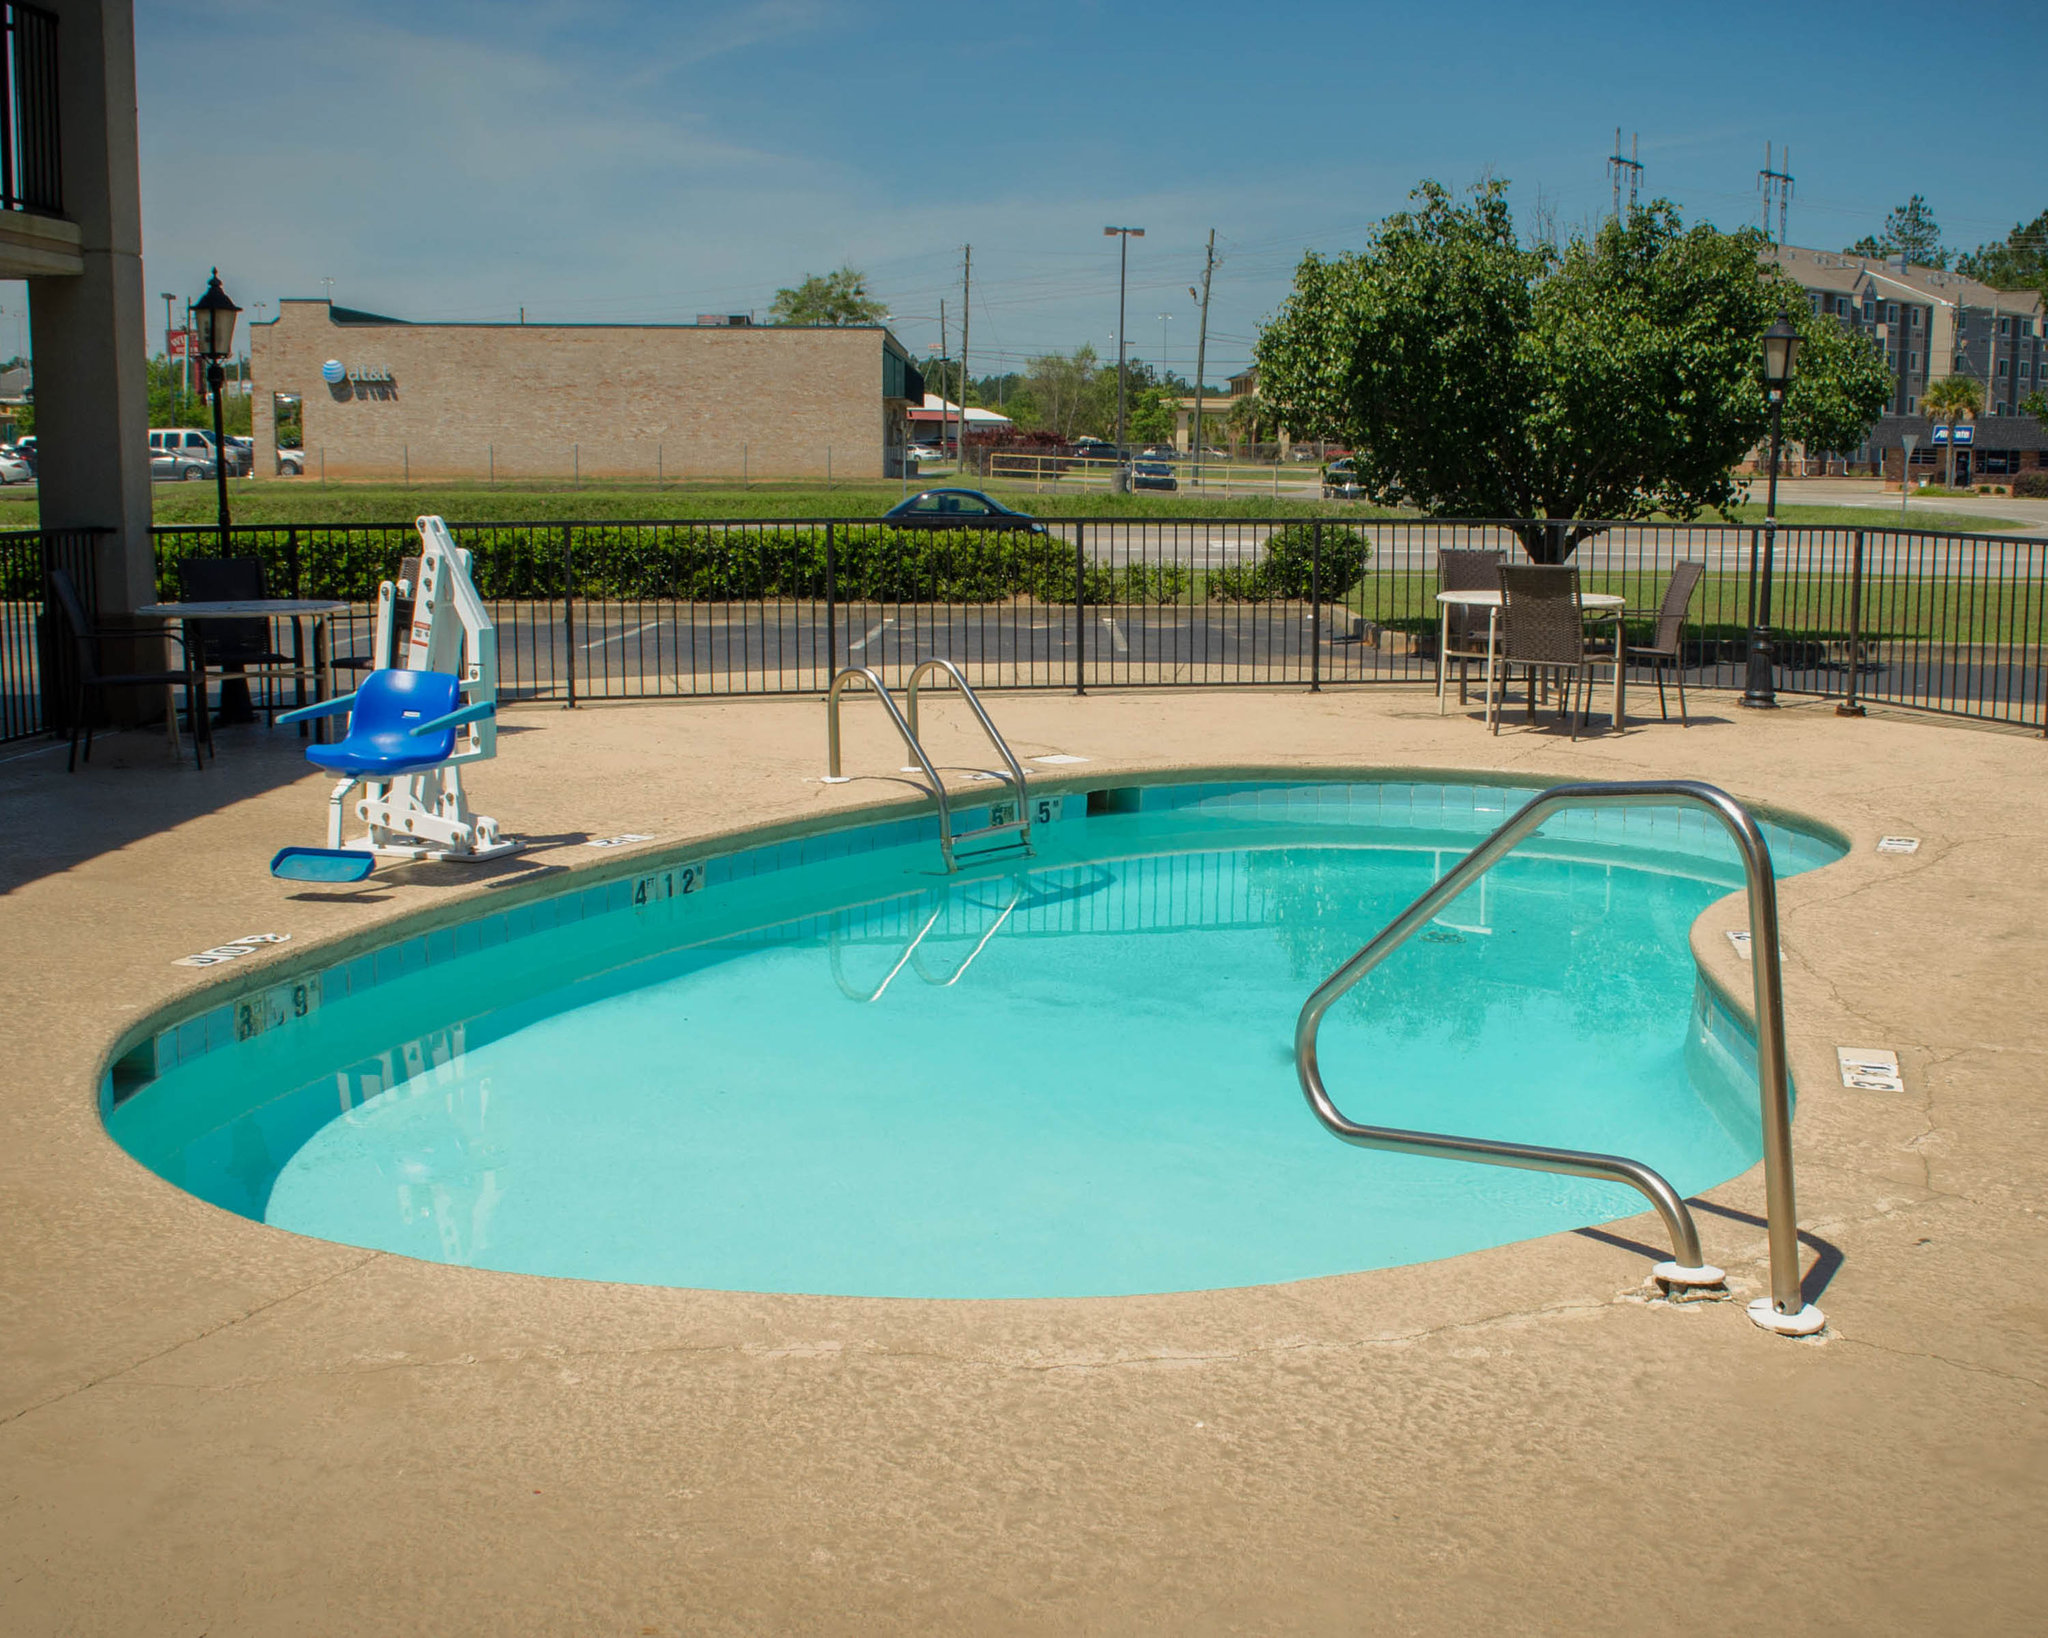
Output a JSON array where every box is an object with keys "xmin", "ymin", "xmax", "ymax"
[
  {"xmin": 1930, "ymin": 424, "xmax": 1949, "ymax": 443},
  {"xmin": 322, "ymin": 359, "xmax": 394, "ymax": 386},
  {"xmin": 1952, "ymin": 424, "xmax": 1974, "ymax": 445}
]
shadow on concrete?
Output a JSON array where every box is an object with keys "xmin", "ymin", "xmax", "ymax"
[
  {"xmin": 1574, "ymin": 1197, "xmax": 1843, "ymax": 1308},
  {"xmin": 0, "ymin": 723, "xmax": 316, "ymax": 896}
]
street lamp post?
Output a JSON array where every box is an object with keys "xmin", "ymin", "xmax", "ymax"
[
  {"xmin": 192, "ymin": 269, "xmax": 241, "ymax": 557},
  {"xmin": 1104, "ymin": 226, "xmax": 1143, "ymax": 491},
  {"xmin": 1742, "ymin": 311, "xmax": 1802, "ymax": 709}
]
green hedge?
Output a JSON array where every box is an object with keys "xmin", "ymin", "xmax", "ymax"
[
  {"xmin": 1206, "ymin": 523, "xmax": 1371, "ymax": 602},
  {"xmin": 153, "ymin": 524, "xmax": 1195, "ymax": 606}
]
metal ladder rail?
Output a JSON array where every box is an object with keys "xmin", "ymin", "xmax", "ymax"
[
  {"xmin": 904, "ymin": 658, "xmax": 1034, "ymax": 859},
  {"xmin": 823, "ymin": 666, "xmax": 962, "ymax": 867},
  {"xmin": 1294, "ymin": 778, "xmax": 1823, "ymax": 1338}
]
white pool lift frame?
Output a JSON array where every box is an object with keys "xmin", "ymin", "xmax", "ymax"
[{"xmin": 314, "ymin": 515, "xmax": 517, "ymax": 865}]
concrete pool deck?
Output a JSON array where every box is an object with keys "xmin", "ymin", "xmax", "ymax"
[{"xmin": 1, "ymin": 685, "xmax": 2043, "ymax": 1635}]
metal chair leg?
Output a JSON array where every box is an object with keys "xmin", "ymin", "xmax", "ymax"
[
  {"xmin": 1655, "ymin": 662, "xmax": 1669, "ymax": 720},
  {"xmin": 67, "ymin": 682, "xmax": 85, "ymax": 772}
]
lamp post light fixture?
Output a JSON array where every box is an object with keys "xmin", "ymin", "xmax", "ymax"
[
  {"xmin": 192, "ymin": 269, "xmax": 242, "ymax": 554},
  {"xmin": 1742, "ymin": 310, "xmax": 1802, "ymax": 709},
  {"xmin": 1104, "ymin": 226, "xmax": 1143, "ymax": 490}
]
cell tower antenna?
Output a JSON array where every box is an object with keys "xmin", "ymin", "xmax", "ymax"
[{"xmin": 1608, "ymin": 128, "xmax": 1643, "ymax": 221}]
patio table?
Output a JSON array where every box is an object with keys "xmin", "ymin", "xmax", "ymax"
[
  {"xmin": 1435, "ymin": 588, "xmax": 1627, "ymax": 729},
  {"xmin": 135, "ymin": 598, "xmax": 351, "ymax": 738}
]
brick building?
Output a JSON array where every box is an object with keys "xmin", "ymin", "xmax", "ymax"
[{"xmin": 250, "ymin": 301, "xmax": 926, "ymax": 481}]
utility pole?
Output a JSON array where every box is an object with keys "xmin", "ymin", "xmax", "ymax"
[
  {"xmin": 1758, "ymin": 143, "xmax": 1794, "ymax": 246},
  {"xmin": 1190, "ymin": 228, "xmax": 1215, "ymax": 484},
  {"xmin": 159, "ymin": 291, "xmax": 175, "ymax": 391},
  {"xmin": 1607, "ymin": 128, "xmax": 1642, "ymax": 221},
  {"xmin": 1104, "ymin": 226, "xmax": 1144, "ymax": 489},
  {"xmin": 938, "ymin": 297, "xmax": 948, "ymax": 463},
  {"xmin": 960, "ymin": 244, "xmax": 970, "ymax": 475}
]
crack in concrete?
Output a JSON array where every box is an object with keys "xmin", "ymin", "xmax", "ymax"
[
  {"xmin": 0, "ymin": 1250, "xmax": 383, "ymax": 1433},
  {"xmin": 1831, "ymin": 1334, "xmax": 2046, "ymax": 1394}
]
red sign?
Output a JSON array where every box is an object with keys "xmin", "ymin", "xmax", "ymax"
[{"xmin": 167, "ymin": 329, "xmax": 192, "ymax": 360}]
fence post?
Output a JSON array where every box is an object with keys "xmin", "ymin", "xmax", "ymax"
[
  {"xmin": 562, "ymin": 523, "xmax": 578, "ymax": 709},
  {"xmin": 1310, "ymin": 519, "xmax": 1322, "ymax": 693},
  {"xmin": 1837, "ymin": 528, "xmax": 1866, "ymax": 718},
  {"xmin": 824, "ymin": 520, "xmax": 838, "ymax": 685},
  {"xmin": 1074, "ymin": 521, "xmax": 1087, "ymax": 696}
]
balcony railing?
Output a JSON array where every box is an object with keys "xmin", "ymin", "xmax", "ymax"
[{"xmin": 2, "ymin": 3, "xmax": 59, "ymax": 217}]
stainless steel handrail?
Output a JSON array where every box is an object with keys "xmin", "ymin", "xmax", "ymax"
[
  {"xmin": 823, "ymin": 665, "xmax": 959, "ymax": 866},
  {"xmin": 904, "ymin": 657, "xmax": 1035, "ymax": 859},
  {"xmin": 1295, "ymin": 778, "xmax": 1823, "ymax": 1336}
]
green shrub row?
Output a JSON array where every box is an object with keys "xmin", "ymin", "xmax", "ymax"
[{"xmin": 153, "ymin": 525, "xmax": 1215, "ymax": 605}]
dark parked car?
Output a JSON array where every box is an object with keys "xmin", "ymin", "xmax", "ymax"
[
  {"xmin": 881, "ymin": 489, "xmax": 1046, "ymax": 533},
  {"xmin": 1131, "ymin": 460, "xmax": 1178, "ymax": 492},
  {"xmin": 1322, "ymin": 459, "xmax": 1361, "ymax": 500}
]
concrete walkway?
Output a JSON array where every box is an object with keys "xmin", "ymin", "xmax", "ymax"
[{"xmin": 1, "ymin": 686, "xmax": 2042, "ymax": 1635}]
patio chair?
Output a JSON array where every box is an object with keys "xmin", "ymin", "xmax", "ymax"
[
  {"xmin": 1437, "ymin": 548, "xmax": 1504, "ymax": 705},
  {"xmin": 1623, "ymin": 561, "xmax": 1705, "ymax": 726},
  {"xmin": 176, "ymin": 554, "xmax": 319, "ymax": 724},
  {"xmin": 47, "ymin": 568, "xmax": 209, "ymax": 772},
  {"xmin": 1493, "ymin": 565, "xmax": 1619, "ymax": 741}
]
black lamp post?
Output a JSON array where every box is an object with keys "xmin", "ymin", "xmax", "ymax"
[
  {"xmin": 1742, "ymin": 311, "xmax": 1802, "ymax": 709},
  {"xmin": 191, "ymin": 268, "xmax": 241, "ymax": 556},
  {"xmin": 1104, "ymin": 226, "xmax": 1143, "ymax": 492}
]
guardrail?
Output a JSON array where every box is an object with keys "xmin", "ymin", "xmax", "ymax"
[{"xmin": 121, "ymin": 516, "xmax": 2048, "ymax": 737}]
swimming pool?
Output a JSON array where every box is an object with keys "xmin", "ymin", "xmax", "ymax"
[{"xmin": 107, "ymin": 778, "xmax": 1843, "ymax": 1298}]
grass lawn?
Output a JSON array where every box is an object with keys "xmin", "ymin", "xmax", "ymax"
[{"xmin": 0, "ymin": 478, "xmax": 2020, "ymax": 534}]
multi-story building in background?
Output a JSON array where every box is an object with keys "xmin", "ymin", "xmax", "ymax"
[{"xmin": 1767, "ymin": 245, "xmax": 2046, "ymax": 483}]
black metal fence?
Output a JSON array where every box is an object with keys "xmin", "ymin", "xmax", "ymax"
[
  {"xmin": 1, "ymin": 4, "xmax": 60, "ymax": 217},
  {"xmin": 133, "ymin": 516, "xmax": 2048, "ymax": 733},
  {"xmin": 2, "ymin": 525, "xmax": 97, "ymax": 740}
]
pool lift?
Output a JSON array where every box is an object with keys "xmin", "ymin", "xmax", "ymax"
[{"xmin": 268, "ymin": 515, "xmax": 518, "ymax": 883}]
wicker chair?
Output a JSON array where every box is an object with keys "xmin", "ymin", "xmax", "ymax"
[
  {"xmin": 47, "ymin": 569, "xmax": 210, "ymax": 772},
  {"xmin": 176, "ymin": 555, "xmax": 322, "ymax": 725},
  {"xmin": 1436, "ymin": 548, "xmax": 1504, "ymax": 705},
  {"xmin": 1494, "ymin": 565, "xmax": 1619, "ymax": 740},
  {"xmin": 1624, "ymin": 561, "xmax": 1705, "ymax": 726}
]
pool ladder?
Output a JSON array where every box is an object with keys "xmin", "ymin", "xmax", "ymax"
[
  {"xmin": 1295, "ymin": 779, "xmax": 1824, "ymax": 1338},
  {"xmin": 823, "ymin": 659, "xmax": 1033, "ymax": 873}
]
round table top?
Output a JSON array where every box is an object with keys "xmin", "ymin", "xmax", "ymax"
[
  {"xmin": 137, "ymin": 599, "xmax": 353, "ymax": 617},
  {"xmin": 1435, "ymin": 588, "xmax": 1624, "ymax": 608}
]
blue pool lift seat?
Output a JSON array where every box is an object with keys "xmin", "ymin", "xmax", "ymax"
[{"xmin": 304, "ymin": 668, "xmax": 473, "ymax": 777}]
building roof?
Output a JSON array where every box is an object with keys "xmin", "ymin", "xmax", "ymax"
[
  {"xmin": 910, "ymin": 395, "xmax": 1011, "ymax": 426},
  {"xmin": 1768, "ymin": 245, "xmax": 2043, "ymax": 317}
]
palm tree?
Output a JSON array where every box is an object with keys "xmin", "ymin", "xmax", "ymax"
[{"xmin": 1921, "ymin": 374, "xmax": 1982, "ymax": 490}]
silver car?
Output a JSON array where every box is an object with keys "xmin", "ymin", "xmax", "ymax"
[{"xmin": 149, "ymin": 446, "xmax": 216, "ymax": 481}]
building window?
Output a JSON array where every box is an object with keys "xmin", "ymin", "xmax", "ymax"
[
  {"xmin": 1998, "ymin": 359, "xmax": 2010, "ymax": 377},
  {"xmin": 1907, "ymin": 395, "xmax": 1917, "ymax": 414},
  {"xmin": 1999, "ymin": 317, "xmax": 2011, "ymax": 335},
  {"xmin": 1886, "ymin": 302, "xmax": 1899, "ymax": 324},
  {"xmin": 1808, "ymin": 291, "xmax": 1823, "ymax": 314},
  {"xmin": 1910, "ymin": 307, "xmax": 1922, "ymax": 327},
  {"xmin": 1863, "ymin": 297, "xmax": 1876, "ymax": 321},
  {"xmin": 1909, "ymin": 351, "xmax": 1920, "ymax": 372},
  {"xmin": 2024, "ymin": 361, "xmax": 2035, "ymax": 379}
]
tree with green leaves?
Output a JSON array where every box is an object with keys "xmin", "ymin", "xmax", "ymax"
[
  {"xmin": 1024, "ymin": 345, "xmax": 1099, "ymax": 441},
  {"xmin": 769, "ymin": 266, "xmax": 888, "ymax": 326},
  {"xmin": 1846, "ymin": 196, "xmax": 1948, "ymax": 269},
  {"xmin": 1254, "ymin": 180, "xmax": 1895, "ymax": 559},
  {"xmin": 1957, "ymin": 210, "xmax": 2048, "ymax": 295},
  {"xmin": 1920, "ymin": 374, "xmax": 1982, "ymax": 489},
  {"xmin": 1128, "ymin": 384, "xmax": 1177, "ymax": 443}
]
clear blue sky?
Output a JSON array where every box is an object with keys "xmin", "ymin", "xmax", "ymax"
[{"xmin": 112, "ymin": 0, "xmax": 2048, "ymax": 383}]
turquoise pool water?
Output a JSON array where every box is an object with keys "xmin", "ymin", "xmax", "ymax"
[{"xmin": 109, "ymin": 780, "xmax": 1842, "ymax": 1298}]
